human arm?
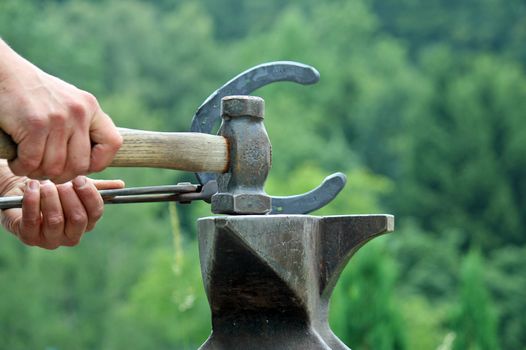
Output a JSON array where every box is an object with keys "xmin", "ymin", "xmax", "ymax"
[
  {"xmin": 0, "ymin": 38, "xmax": 122, "ymax": 183},
  {"xmin": 0, "ymin": 160, "xmax": 124, "ymax": 249}
]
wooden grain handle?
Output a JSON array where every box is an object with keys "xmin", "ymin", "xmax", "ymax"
[
  {"xmin": 0, "ymin": 128, "xmax": 229, "ymax": 173},
  {"xmin": 114, "ymin": 128, "xmax": 228, "ymax": 172}
]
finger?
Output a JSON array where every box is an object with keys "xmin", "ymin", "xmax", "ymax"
[
  {"xmin": 40, "ymin": 180, "xmax": 65, "ymax": 249},
  {"xmin": 0, "ymin": 207, "xmax": 22, "ymax": 238},
  {"xmin": 8, "ymin": 130, "xmax": 47, "ymax": 176},
  {"xmin": 36, "ymin": 121, "xmax": 68, "ymax": 182},
  {"xmin": 88, "ymin": 111, "xmax": 122, "ymax": 173},
  {"xmin": 16, "ymin": 180, "xmax": 42, "ymax": 246},
  {"xmin": 57, "ymin": 130, "xmax": 91, "ymax": 183},
  {"xmin": 92, "ymin": 179, "xmax": 125, "ymax": 190},
  {"xmin": 57, "ymin": 182, "xmax": 87, "ymax": 246},
  {"xmin": 73, "ymin": 176, "xmax": 103, "ymax": 232}
]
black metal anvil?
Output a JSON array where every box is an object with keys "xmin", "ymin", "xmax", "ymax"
[{"xmin": 197, "ymin": 214, "xmax": 394, "ymax": 350}]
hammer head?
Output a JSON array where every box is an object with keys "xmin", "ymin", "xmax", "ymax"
[{"xmin": 211, "ymin": 96, "xmax": 272, "ymax": 214}]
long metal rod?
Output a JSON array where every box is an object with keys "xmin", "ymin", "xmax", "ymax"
[
  {"xmin": 98, "ymin": 183, "xmax": 198, "ymax": 197},
  {"xmin": 0, "ymin": 182, "xmax": 215, "ymax": 210}
]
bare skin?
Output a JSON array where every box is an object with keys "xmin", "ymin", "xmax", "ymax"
[
  {"xmin": 0, "ymin": 39, "xmax": 122, "ymax": 183},
  {"xmin": 0, "ymin": 161, "xmax": 124, "ymax": 249},
  {"xmin": 0, "ymin": 39, "xmax": 124, "ymax": 247}
]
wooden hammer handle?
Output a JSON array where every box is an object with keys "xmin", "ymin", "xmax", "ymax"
[{"xmin": 0, "ymin": 128, "xmax": 229, "ymax": 173}]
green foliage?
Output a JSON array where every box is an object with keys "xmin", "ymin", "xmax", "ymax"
[
  {"xmin": 369, "ymin": 0, "xmax": 526, "ymax": 61},
  {"xmin": 486, "ymin": 246, "xmax": 526, "ymax": 349},
  {"xmin": 105, "ymin": 208, "xmax": 210, "ymax": 349},
  {"xmin": 0, "ymin": 0, "xmax": 524, "ymax": 348},
  {"xmin": 266, "ymin": 163, "xmax": 393, "ymax": 216},
  {"xmin": 399, "ymin": 296, "xmax": 449, "ymax": 350},
  {"xmin": 330, "ymin": 239, "xmax": 406, "ymax": 350},
  {"xmin": 450, "ymin": 250, "xmax": 500, "ymax": 350},
  {"xmin": 390, "ymin": 220, "xmax": 463, "ymax": 301},
  {"xmin": 396, "ymin": 50, "xmax": 526, "ymax": 249}
]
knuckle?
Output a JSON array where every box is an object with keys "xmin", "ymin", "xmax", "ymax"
[
  {"xmin": 92, "ymin": 207, "xmax": 103, "ymax": 221},
  {"xmin": 19, "ymin": 157, "xmax": 41, "ymax": 172},
  {"xmin": 83, "ymin": 92, "xmax": 99, "ymax": 110},
  {"xmin": 89, "ymin": 161, "xmax": 104, "ymax": 173},
  {"xmin": 67, "ymin": 100, "xmax": 87, "ymax": 118},
  {"xmin": 79, "ymin": 163, "xmax": 90, "ymax": 174},
  {"xmin": 88, "ymin": 155, "xmax": 104, "ymax": 172},
  {"xmin": 23, "ymin": 214, "xmax": 42, "ymax": 228},
  {"xmin": 44, "ymin": 158, "xmax": 67, "ymax": 175},
  {"xmin": 109, "ymin": 128, "xmax": 123, "ymax": 145},
  {"xmin": 17, "ymin": 150, "xmax": 43, "ymax": 173},
  {"xmin": 39, "ymin": 184, "xmax": 53, "ymax": 197},
  {"xmin": 46, "ymin": 214, "xmax": 64, "ymax": 228},
  {"xmin": 87, "ymin": 205, "xmax": 104, "ymax": 223},
  {"xmin": 112, "ymin": 133, "xmax": 123, "ymax": 150},
  {"xmin": 26, "ymin": 114, "xmax": 48, "ymax": 130},
  {"xmin": 69, "ymin": 212, "xmax": 87, "ymax": 226},
  {"xmin": 72, "ymin": 161, "xmax": 90, "ymax": 175},
  {"xmin": 49, "ymin": 112, "xmax": 67, "ymax": 127},
  {"xmin": 44, "ymin": 166, "xmax": 65, "ymax": 179}
]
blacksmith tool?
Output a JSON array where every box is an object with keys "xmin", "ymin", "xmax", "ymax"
[
  {"xmin": 0, "ymin": 181, "xmax": 218, "ymax": 209},
  {"xmin": 0, "ymin": 61, "xmax": 345, "ymax": 215}
]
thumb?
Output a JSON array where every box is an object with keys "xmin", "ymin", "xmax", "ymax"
[
  {"xmin": 89, "ymin": 111, "xmax": 122, "ymax": 173},
  {"xmin": 91, "ymin": 178, "xmax": 125, "ymax": 190}
]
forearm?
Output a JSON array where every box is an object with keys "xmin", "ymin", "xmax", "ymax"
[
  {"xmin": 0, "ymin": 41, "xmax": 28, "ymax": 195},
  {"xmin": 0, "ymin": 40, "xmax": 11, "ymax": 84},
  {"xmin": 0, "ymin": 38, "xmax": 14, "ymax": 59},
  {"xmin": 0, "ymin": 39, "xmax": 20, "ymax": 82},
  {"xmin": 0, "ymin": 41, "xmax": 22, "ymax": 194},
  {"xmin": 0, "ymin": 38, "xmax": 40, "ymax": 88}
]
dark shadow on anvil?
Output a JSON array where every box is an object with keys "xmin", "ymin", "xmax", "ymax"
[{"xmin": 197, "ymin": 214, "xmax": 394, "ymax": 350}]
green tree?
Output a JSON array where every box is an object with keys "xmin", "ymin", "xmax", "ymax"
[
  {"xmin": 450, "ymin": 250, "xmax": 500, "ymax": 350},
  {"xmin": 486, "ymin": 246, "xmax": 526, "ymax": 349},
  {"xmin": 370, "ymin": 0, "xmax": 526, "ymax": 63},
  {"xmin": 395, "ymin": 49, "xmax": 526, "ymax": 249},
  {"xmin": 330, "ymin": 240, "xmax": 406, "ymax": 350}
]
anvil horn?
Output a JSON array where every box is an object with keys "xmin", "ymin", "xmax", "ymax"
[{"xmin": 318, "ymin": 215, "xmax": 395, "ymax": 298}]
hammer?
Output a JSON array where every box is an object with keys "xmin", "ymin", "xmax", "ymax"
[
  {"xmin": 0, "ymin": 95, "xmax": 272, "ymax": 215},
  {"xmin": 0, "ymin": 62, "xmax": 346, "ymax": 215}
]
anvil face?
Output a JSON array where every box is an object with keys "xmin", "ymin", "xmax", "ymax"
[{"xmin": 197, "ymin": 214, "xmax": 394, "ymax": 350}]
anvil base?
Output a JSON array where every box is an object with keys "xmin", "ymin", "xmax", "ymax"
[{"xmin": 197, "ymin": 214, "xmax": 394, "ymax": 350}]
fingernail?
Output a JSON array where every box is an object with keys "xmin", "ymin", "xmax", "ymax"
[
  {"xmin": 73, "ymin": 176, "xmax": 87, "ymax": 188},
  {"xmin": 27, "ymin": 180, "xmax": 39, "ymax": 191}
]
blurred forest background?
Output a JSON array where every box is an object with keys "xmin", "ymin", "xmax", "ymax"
[{"xmin": 1, "ymin": 0, "xmax": 525, "ymax": 349}]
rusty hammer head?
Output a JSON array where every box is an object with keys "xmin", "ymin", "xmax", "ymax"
[{"xmin": 211, "ymin": 96, "xmax": 272, "ymax": 214}]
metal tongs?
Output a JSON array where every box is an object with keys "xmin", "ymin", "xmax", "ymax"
[{"xmin": 0, "ymin": 181, "xmax": 218, "ymax": 210}]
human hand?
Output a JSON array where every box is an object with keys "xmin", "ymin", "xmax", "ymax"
[
  {"xmin": 0, "ymin": 40, "xmax": 122, "ymax": 183},
  {"xmin": 0, "ymin": 175, "xmax": 124, "ymax": 249}
]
